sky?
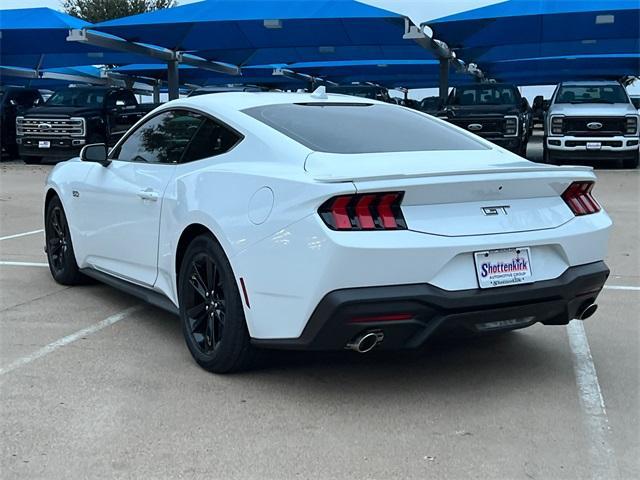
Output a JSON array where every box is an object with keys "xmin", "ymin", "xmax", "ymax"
[{"xmin": 1, "ymin": 1, "xmax": 637, "ymax": 98}]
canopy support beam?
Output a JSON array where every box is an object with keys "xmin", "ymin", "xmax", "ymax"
[
  {"xmin": 273, "ymin": 68, "xmax": 338, "ymax": 89},
  {"xmin": 403, "ymin": 19, "xmax": 485, "ymax": 84},
  {"xmin": 67, "ymin": 28, "xmax": 241, "ymax": 80}
]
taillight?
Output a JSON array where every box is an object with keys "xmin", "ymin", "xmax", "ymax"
[
  {"xmin": 319, "ymin": 192, "xmax": 407, "ymax": 230},
  {"xmin": 562, "ymin": 181, "xmax": 601, "ymax": 216}
]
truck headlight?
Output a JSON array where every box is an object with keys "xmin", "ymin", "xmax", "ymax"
[
  {"xmin": 504, "ymin": 116, "xmax": 518, "ymax": 136},
  {"xmin": 551, "ymin": 116, "xmax": 563, "ymax": 135},
  {"xmin": 626, "ymin": 116, "xmax": 638, "ymax": 135}
]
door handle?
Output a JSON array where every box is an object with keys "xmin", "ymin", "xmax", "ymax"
[{"xmin": 137, "ymin": 189, "xmax": 159, "ymax": 201}]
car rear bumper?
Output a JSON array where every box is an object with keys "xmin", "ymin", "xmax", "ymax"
[{"xmin": 252, "ymin": 261, "xmax": 609, "ymax": 351}]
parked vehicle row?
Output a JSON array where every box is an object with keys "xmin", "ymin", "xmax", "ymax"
[
  {"xmin": 3, "ymin": 81, "xmax": 639, "ymax": 168},
  {"xmin": 14, "ymin": 86, "xmax": 159, "ymax": 164}
]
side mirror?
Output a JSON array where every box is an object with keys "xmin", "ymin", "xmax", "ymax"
[
  {"xmin": 80, "ymin": 143, "xmax": 110, "ymax": 167},
  {"xmin": 521, "ymin": 97, "xmax": 529, "ymax": 110},
  {"xmin": 542, "ymin": 99, "xmax": 550, "ymax": 111}
]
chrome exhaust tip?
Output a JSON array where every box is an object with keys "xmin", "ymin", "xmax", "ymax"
[
  {"xmin": 346, "ymin": 331, "xmax": 384, "ymax": 353},
  {"xmin": 578, "ymin": 303, "xmax": 598, "ymax": 320}
]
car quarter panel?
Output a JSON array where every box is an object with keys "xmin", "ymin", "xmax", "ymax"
[{"xmin": 152, "ymin": 131, "xmax": 355, "ymax": 308}]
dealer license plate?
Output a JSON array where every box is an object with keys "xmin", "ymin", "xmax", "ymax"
[
  {"xmin": 586, "ymin": 142, "xmax": 601, "ymax": 150},
  {"xmin": 38, "ymin": 141, "xmax": 50, "ymax": 149},
  {"xmin": 474, "ymin": 247, "xmax": 533, "ymax": 289}
]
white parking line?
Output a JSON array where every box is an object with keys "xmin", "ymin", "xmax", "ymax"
[
  {"xmin": 604, "ymin": 285, "xmax": 640, "ymax": 291},
  {"xmin": 0, "ymin": 305, "xmax": 144, "ymax": 377},
  {"xmin": 566, "ymin": 320, "xmax": 619, "ymax": 480},
  {"xmin": 0, "ymin": 261, "xmax": 49, "ymax": 267},
  {"xmin": 0, "ymin": 229, "xmax": 43, "ymax": 241}
]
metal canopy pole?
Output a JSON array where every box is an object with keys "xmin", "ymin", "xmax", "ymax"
[
  {"xmin": 439, "ymin": 58, "xmax": 449, "ymax": 101},
  {"xmin": 153, "ymin": 81, "xmax": 161, "ymax": 103},
  {"xmin": 167, "ymin": 59, "xmax": 179, "ymax": 100}
]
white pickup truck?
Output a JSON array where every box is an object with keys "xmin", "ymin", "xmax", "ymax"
[{"xmin": 539, "ymin": 80, "xmax": 639, "ymax": 168}]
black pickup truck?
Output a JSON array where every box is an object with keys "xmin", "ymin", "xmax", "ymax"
[
  {"xmin": 16, "ymin": 86, "xmax": 158, "ymax": 164},
  {"xmin": 437, "ymin": 83, "xmax": 532, "ymax": 156},
  {"xmin": 1, "ymin": 86, "xmax": 43, "ymax": 158}
]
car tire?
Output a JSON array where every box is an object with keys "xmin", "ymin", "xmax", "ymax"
[
  {"xmin": 45, "ymin": 196, "xmax": 87, "ymax": 285},
  {"xmin": 23, "ymin": 156, "xmax": 42, "ymax": 165},
  {"xmin": 623, "ymin": 154, "xmax": 639, "ymax": 169},
  {"xmin": 178, "ymin": 234, "xmax": 257, "ymax": 373}
]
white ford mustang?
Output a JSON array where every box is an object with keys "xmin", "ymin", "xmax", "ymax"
[{"xmin": 44, "ymin": 90, "xmax": 611, "ymax": 373}]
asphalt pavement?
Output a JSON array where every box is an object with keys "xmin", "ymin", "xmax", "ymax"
[{"xmin": 1, "ymin": 140, "xmax": 638, "ymax": 479}]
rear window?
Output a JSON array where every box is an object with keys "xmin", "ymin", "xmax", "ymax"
[{"xmin": 243, "ymin": 103, "xmax": 487, "ymax": 154}]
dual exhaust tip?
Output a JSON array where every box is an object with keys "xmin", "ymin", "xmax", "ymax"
[
  {"xmin": 578, "ymin": 303, "xmax": 598, "ymax": 320},
  {"xmin": 346, "ymin": 304, "xmax": 598, "ymax": 353},
  {"xmin": 346, "ymin": 330, "xmax": 384, "ymax": 353}
]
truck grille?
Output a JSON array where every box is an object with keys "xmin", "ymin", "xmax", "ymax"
[
  {"xmin": 563, "ymin": 117, "xmax": 626, "ymax": 137},
  {"xmin": 447, "ymin": 118, "xmax": 505, "ymax": 136},
  {"xmin": 16, "ymin": 117, "xmax": 85, "ymax": 137}
]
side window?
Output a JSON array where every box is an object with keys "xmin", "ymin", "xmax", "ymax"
[
  {"xmin": 181, "ymin": 118, "xmax": 242, "ymax": 163},
  {"xmin": 111, "ymin": 110, "xmax": 203, "ymax": 164}
]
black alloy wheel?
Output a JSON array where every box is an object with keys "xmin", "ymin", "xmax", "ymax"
[
  {"xmin": 184, "ymin": 253, "xmax": 226, "ymax": 354},
  {"xmin": 45, "ymin": 196, "xmax": 85, "ymax": 285},
  {"xmin": 178, "ymin": 234, "xmax": 256, "ymax": 373},
  {"xmin": 48, "ymin": 204, "xmax": 68, "ymax": 274}
]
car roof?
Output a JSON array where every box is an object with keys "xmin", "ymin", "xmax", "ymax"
[{"xmin": 175, "ymin": 90, "xmax": 382, "ymax": 111}]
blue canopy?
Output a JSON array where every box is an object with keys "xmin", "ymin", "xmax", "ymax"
[
  {"xmin": 429, "ymin": 0, "xmax": 640, "ymax": 70},
  {"xmin": 484, "ymin": 54, "xmax": 640, "ymax": 85},
  {"xmin": 93, "ymin": 0, "xmax": 435, "ymax": 66},
  {"xmin": 0, "ymin": 7, "xmax": 160, "ymax": 69}
]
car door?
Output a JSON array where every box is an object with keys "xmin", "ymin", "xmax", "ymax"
[{"xmin": 76, "ymin": 109, "xmax": 204, "ymax": 286}]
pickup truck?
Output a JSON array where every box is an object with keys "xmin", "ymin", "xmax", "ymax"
[
  {"xmin": 1, "ymin": 86, "xmax": 43, "ymax": 158},
  {"xmin": 437, "ymin": 83, "xmax": 532, "ymax": 156},
  {"xmin": 16, "ymin": 86, "xmax": 158, "ymax": 164},
  {"xmin": 539, "ymin": 80, "xmax": 639, "ymax": 168}
]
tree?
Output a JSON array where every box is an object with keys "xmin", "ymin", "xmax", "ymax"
[{"xmin": 62, "ymin": 0, "xmax": 177, "ymax": 23}]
